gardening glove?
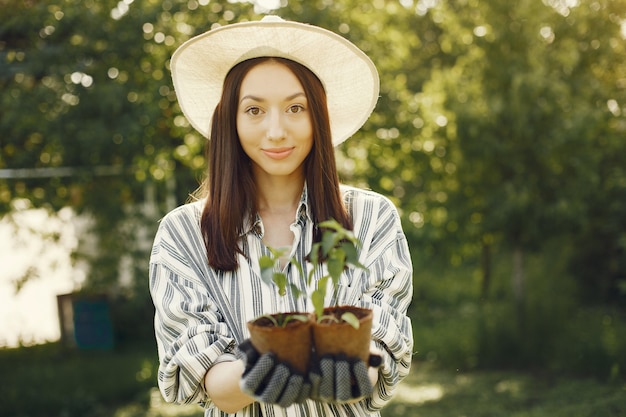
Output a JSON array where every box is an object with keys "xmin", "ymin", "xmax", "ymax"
[
  {"xmin": 309, "ymin": 353, "xmax": 382, "ymax": 403},
  {"xmin": 237, "ymin": 339, "xmax": 311, "ymax": 407}
]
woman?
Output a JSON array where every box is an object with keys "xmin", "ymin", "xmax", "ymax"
[{"xmin": 149, "ymin": 16, "xmax": 413, "ymax": 417}]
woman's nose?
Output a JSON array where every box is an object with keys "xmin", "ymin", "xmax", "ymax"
[{"xmin": 266, "ymin": 110, "xmax": 285, "ymax": 141}]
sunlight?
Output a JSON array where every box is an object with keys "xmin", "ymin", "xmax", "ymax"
[
  {"xmin": 141, "ymin": 388, "xmax": 204, "ymax": 417},
  {"xmin": 543, "ymin": 0, "xmax": 579, "ymax": 17},
  {"xmin": 0, "ymin": 205, "xmax": 84, "ymax": 347},
  {"xmin": 111, "ymin": 0, "xmax": 134, "ymax": 20},
  {"xmin": 416, "ymin": 0, "xmax": 439, "ymax": 16},
  {"xmin": 394, "ymin": 382, "xmax": 444, "ymax": 404},
  {"xmin": 255, "ymin": 0, "xmax": 281, "ymax": 10}
]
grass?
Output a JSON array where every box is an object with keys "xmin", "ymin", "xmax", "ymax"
[
  {"xmin": 120, "ymin": 362, "xmax": 626, "ymax": 417},
  {"xmin": 1, "ymin": 342, "xmax": 624, "ymax": 417},
  {"xmin": 3, "ymin": 247, "xmax": 624, "ymax": 417},
  {"xmin": 0, "ymin": 342, "xmax": 155, "ymax": 417},
  {"xmin": 383, "ymin": 363, "xmax": 626, "ymax": 417}
]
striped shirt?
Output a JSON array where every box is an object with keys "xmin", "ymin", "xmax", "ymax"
[{"xmin": 149, "ymin": 184, "xmax": 414, "ymax": 417}]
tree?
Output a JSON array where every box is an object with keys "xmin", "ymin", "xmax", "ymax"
[
  {"xmin": 0, "ymin": 0, "xmax": 257, "ymax": 291},
  {"xmin": 392, "ymin": 0, "xmax": 626, "ymax": 305},
  {"xmin": 2, "ymin": 0, "xmax": 624, "ymax": 312}
]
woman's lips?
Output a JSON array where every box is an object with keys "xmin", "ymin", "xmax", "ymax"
[{"xmin": 263, "ymin": 147, "xmax": 294, "ymax": 160}]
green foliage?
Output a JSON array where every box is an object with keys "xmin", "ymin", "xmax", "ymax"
[
  {"xmin": 108, "ymin": 293, "xmax": 156, "ymax": 345},
  {"xmin": 259, "ymin": 219, "xmax": 366, "ymax": 325},
  {"xmin": 258, "ymin": 246, "xmax": 304, "ymax": 300},
  {"xmin": 0, "ymin": 342, "xmax": 155, "ymax": 417},
  {"xmin": 308, "ymin": 308, "xmax": 363, "ymax": 328},
  {"xmin": 412, "ymin": 240, "xmax": 626, "ymax": 380},
  {"xmin": 2, "ymin": 0, "xmax": 626, "ymax": 380},
  {"xmin": 291, "ymin": 0, "xmax": 626, "ymax": 310},
  {"xmin": 308, "ymin": 219, "xmax": 366, "ymax": 317},
  {"xmin": 256, "ymin": 312, "xmax": 309, "ymax": 328},
  {"xmin": 383, "ymin": 363, "xmax": 626, "ymax": 417},
  {"xmin": 1, "ymin": 0, "xmax": 258, "ymax": 292},
  {"xmin": 1, "ymin": 342, "xmax": 624, "ymax": 417}
]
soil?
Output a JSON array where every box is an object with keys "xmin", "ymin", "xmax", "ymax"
[
  {"xmin": 317, "ymin": 305, "xmax": 371, "ymax": 324},
  {"xmin": 247, "ymin": 312, "xmax": 312, "ymax": 374},
  {"xmin": 312, "ymin": 306, "xmax": 373, "ymax": 363}
]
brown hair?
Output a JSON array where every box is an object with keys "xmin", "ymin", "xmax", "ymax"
[{"xmin": 200, "ymin": 57, "xmax": 351, "ymax": 271}]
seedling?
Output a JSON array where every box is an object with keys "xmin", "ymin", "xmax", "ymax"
[{"xmin": 259, "ymin": 219, "xmax": 367, "ymax": 328}]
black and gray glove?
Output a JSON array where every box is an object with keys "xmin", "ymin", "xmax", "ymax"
[
  {"xmin": 237, "ymin": 339, "xmax": 311, "ymax": 407},
  {"xmin": 309, "ymin": 353, "xmax": 382, "ymax": 403}
]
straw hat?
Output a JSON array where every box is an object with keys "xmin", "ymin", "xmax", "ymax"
[{"xmin": 170, "ymin": 15, "xmax": 379, "ymax": 146}]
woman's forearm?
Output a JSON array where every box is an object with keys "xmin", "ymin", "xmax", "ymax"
[{"xmin": 204, "ymin": 359, "xmax": 255, "ymax": 413}]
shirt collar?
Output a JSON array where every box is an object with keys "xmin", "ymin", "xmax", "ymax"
[
  {"xmin": 240, "ymin": 183, "xmax": 312, "ymax": 238},
  {"xmin": 297, "ymin": 183, "xmax": 313, "ymax": 226}
]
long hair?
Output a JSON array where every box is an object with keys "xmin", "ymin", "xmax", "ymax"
[{"xmin": 200, "ymin": 57, "xmax": 351, "ymax": 270}]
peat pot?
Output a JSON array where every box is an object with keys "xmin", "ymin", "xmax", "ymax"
[
  {"xmin": 311, "ymin": 306, "xmax": 373, "ymax": 363},
  {"xmin": 247, "ymin": 312, "xmax": 312, "ymax": 374}
]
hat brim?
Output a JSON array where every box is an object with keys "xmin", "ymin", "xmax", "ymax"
[{"xmin": 170, "ymin": 18, "xmax": 380, "ymax": 146}]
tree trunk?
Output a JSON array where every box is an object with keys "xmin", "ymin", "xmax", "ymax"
[
  {"xmin": 512, "ymin": 246, "xmax": 525, "ymax": 330},
  {"xmin": 166, "ymin": 175, "xmax": 177, "ymax": 212},
  {"xmin": 481, "ymin": 240, "xmax": 492, "ymax": 299}
]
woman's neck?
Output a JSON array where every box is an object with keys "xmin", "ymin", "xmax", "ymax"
[
  {"xmin": 256, "ymin": 175, "xmax": 305, "ymax": 215},
  {"xmin": 256, "ymin": 176, "xmax": 305, "ymax": 250}
]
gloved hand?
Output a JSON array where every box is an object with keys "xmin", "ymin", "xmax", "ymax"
[
  {"xmin": 237, "ymin": 339, "xmax": 311, "ymax": 407},
  {"xmin": 309, "ymin": 353, "xmax": 382, "ymax": 403}
]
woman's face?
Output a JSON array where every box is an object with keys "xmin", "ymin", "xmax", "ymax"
[{"xmin": 236, "ymin": 61, "xmax": 313, "ymax": 183}]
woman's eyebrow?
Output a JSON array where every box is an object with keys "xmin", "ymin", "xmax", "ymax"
[
  {"xmin": 240, "ymin": 91, "xmax": 306, "ymax": 104},
  {"xmin": 286, "ymin": 92, "xmax": 306, "ymax": 100}
]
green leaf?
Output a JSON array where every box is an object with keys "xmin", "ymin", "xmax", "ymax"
[
  {"xmin": 311, "ymin": 290, "xmax": 325, "ymax": 320},
  {"xmin": 258, "ymin": 314, "xmax": 279, "ymax": 327},
  {"xmin": 289, "ymin": 284, "xmax": 303, "ymax": 299},
  {"xmin": 284, "ymin": 314, "xmax": 309, "ymax": 325},
  {"xmin": 321, "ymin": 230, "xmax": 336, "ymax": 257},
  {"xmin": 289, "ymin": 258, "xmax": 304, "ymax": 277},
  {"xmin": 309, "ymin": 242, "xmax": 320, "ymax": 265},
  {"xmin": 318, "ymin": 314, "xmax": 339, "ymax": 324},
  {"xmin": 269, "ymin": 246, "xmax": 288, "ymax": 258},
  {"xmin": 259, "ymin": 255, "xmax": 275, "ymax": 286},
  {"xmin": 312, "ymin": 275, "xmax": 329, "ymax": 319},
  {"xmin": 341, "ymin": 312, "xmax": 360, "ymax": 329},
  {"xmin": 341, "ymin": 241, "xmax": 366, "ymax": 270},
  {"xmin": 327, "ymin": 250, "xmax": 345, "ymax": 284},
  {"xmin": 318, "ymin": 219, "xmax": 342, "ymax": 231},
  {"xmin": 274, "ymin": 272, "xmax": 287, "ymax": 296}
]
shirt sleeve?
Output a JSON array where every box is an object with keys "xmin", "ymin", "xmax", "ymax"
[
  {"xmin": 149, "ymin": 207, "xmax": 236, "ymax": 407},
  {"xmin": 345, "ymin": 191, "xmax": 414, "ymax": 411}
]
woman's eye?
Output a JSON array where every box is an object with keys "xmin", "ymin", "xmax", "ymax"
[
  {"xmin": 288, "ymin": 104, "xmax": 305, "ymax": 114},
  {"xmin": 245, "ymin": 106, "xmax": 261, "ymax": 116}
]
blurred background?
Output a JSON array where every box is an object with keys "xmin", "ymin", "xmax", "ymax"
[{"xmin": 1, "ymin": 0, "xmax": 625, "ymax": 416}]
